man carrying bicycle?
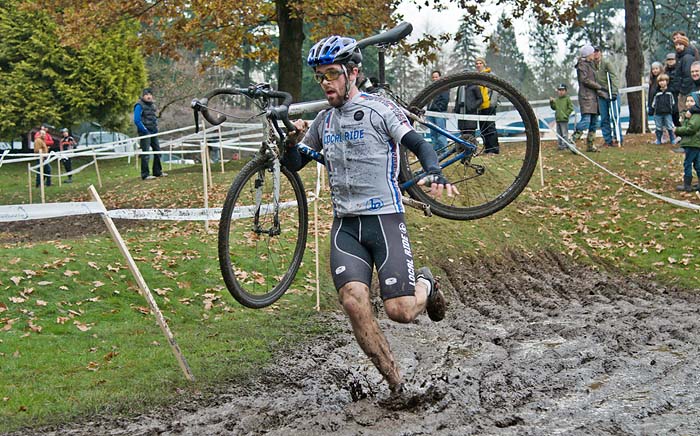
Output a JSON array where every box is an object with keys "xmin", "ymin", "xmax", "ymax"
[{"xmin": 284, "ymin": 34, "xmax": 458, "ymax": 394}]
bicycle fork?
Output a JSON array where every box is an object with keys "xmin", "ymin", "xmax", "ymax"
[{"xmin": 252, "ymin": 160, "xmax": 282, "ymax": 236}]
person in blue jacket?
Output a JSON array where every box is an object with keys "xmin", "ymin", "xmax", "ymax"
[{"xmin": 134, "ymin": 88, "xmax": 166, "ymax": 180}]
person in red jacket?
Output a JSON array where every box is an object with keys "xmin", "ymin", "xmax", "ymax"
[{"xmin": 34, "ymin": 125, "xmax": 55, "ymax": 150}]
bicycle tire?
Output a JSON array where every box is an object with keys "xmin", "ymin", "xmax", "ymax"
[
  {"xmin": 400, "ymin": 72, "xmax": 540, "ymax": 220},
  {"xmin": 218, "ymin": 154, "xmax": 308, "ymax": 308}
]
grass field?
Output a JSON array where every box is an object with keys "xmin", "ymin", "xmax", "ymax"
[{"xmin": 1, "ymin": 134, "xmax": 698, "ymax": 432}]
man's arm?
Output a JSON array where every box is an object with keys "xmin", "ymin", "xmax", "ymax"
[
  {"xmin": 401, "ymin": 130, "xmax": 459, "ymax": 197},
  {"xmin": 133, "ymin": 104, "xmax": 148, "ymax": 135}
]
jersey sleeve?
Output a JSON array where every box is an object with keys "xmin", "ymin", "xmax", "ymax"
[
  {"xmin": 299, "ymin": 110, "xmax": 326, "ymax": 152},
  {"xmin": 375, "ymin": 98, "xmax": 413, "ymax": 144}
]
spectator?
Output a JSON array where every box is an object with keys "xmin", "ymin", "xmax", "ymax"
[
  {"xmin": 665, "ymin": 52, "xmax": 682, "ymax": 126},
  {"xmin": 133, "ymin": 88, "xmax": 166, "ymax": 180},
  {"xmin": 454, "ymin": 82, "xmax": 482, "ymax": 137},
  {"xmin": 594, "ymin": 47, "xmax": 623, "ymax": 147},
  {"xmin": 59, "ymin": 128, "xmax": 76, "ymax": 183},
  {"xmin": 475, "ymin": 58, "xmax": 500, "ymax": 154},
  {"xmin": 34, "ymin": 125, "xmax": 55, "ymax": 151},
  {"xmin": 572, "ymin": 44, "xmax": 606, "ymax": 152},
  {"xmin": 650, "ymin": 74, "xmax": 677, "ymax": 145},
  {"xmin": 647, "ymin": 61, "xmax": 663, "ymax": 116},
  {"xmin": 426, "ymin": 70, "xmax": 449, "ymax": 150},
  {"xmin": 674, "ymin": 35, "xmax": 696, "ymax": 113},
  {"xmin": 691, "ymin": 61, "xmax": 700, "ymax": 92},
  {"xmin": 549, "ymin": 83, "xmax": 574, "ymax": 150},
  {"xmin": 674, "ymin": 93, "xmax": 700, "ymax": 191},
  {"xmin": 34, "ymin": 130, "xmax": 51, "ymax": 187}
]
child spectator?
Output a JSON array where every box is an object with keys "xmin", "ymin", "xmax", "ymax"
[
  {"xmin": 674, "ymin": 93, "xmax": 700, "ymax": 191},
  {"xmin": 549, "ymin": 84, "xmax": 574, "ymax": 150},
  {"xmin": 651, "ymin": 74, "xmax": 677, "ymax": 145},
  {"xmin": 647, "ymin": 62, "xmax": 663, "ymax": 116}
]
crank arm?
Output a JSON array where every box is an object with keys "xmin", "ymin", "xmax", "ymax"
[{"xmin": 402, "ymin": 196, "xmax": 432, "ymax": 217}]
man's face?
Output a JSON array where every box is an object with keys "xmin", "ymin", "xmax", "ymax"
[
  {"xmin": 675, "ymin": 43, "xmax": 685, "ymax": 53},
  {"xmin": 431, "ymin": 72, "xmax": 440, "ymax": 81},
  {"xmin": 315, "ymin": 64, "xmax": 355, "ymax": 108},
  {"xmin": 594, "ymin": 51, "xmax": 601, "ymax": 61},
  {"xmin": 142, "ymin": 93, "xmax": 153, "ymax": 102},
  {"xmin": 691, "ymin": 64, "xmax": 700, "ymax": 81},
  {"xmin": 475, "ymin": 60, "xmax": 485, "ymax": 72}
]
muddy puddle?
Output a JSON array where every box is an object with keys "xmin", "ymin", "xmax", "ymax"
[{"xmin": 8, "ymin": 251, "xmax": 700, "ymax": 435}]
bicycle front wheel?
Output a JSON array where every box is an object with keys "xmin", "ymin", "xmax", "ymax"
[
  {"xmin": 218, "ymin": 154, "xmax": 308, "ymax": 308},
  {"xmin": 401, "ymin": 72, "xmax": 540, "ymax": 220}
]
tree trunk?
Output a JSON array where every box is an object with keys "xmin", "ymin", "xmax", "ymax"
[
  {"xmin": 276, "ymin": 0, "xmax": 304, "ymax": 101},
  {"xmin": 624, "ymin": 0, "xmax": 644, "ymax": 133}
]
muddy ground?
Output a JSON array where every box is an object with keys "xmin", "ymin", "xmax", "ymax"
[{"xmin": 7, "ymin": 250, "xmax": 699, "ymax": 435}]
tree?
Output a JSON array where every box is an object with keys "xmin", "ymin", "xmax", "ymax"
[
  {"xmin": 640, "ymin": 0, "xmax": 699, "ymax": 62},
  {"xmin": 624, "ymin": 0, "xmax": 644, "ymax": 133},
  {"xmin": 484, "ymin": 15, "xmax": 537, "ymax": 98},
  {"xmin": 30, "ymin": 0, "xmax": 396, "ymax": 102},
  {"xmin": 454, "ymin": 15, "xmax": 482, "ymax": 71},
  {"xmin": 529, "ymin": 22, "xmax": 574, "ymax": 99},
  {"xmin": 0, "ymin": 1, "xmax": 145, "ymax": 141}
]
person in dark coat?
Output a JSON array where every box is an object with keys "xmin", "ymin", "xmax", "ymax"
[
  {"xmin": 674, "ymin": 35, "xmax": 697, "ymax": 113},
  {"xmin": 133, "ymin": 88, "xmax": 167, "ymax": 180},
  {"xmin": 426, "ymin": 70, "xmax": 450, "ymax": 149},
  {"xmin": 665, "ymin": 53, "xmax": 682, "ymax": 126},
  {"xmin": 454, "ymin": 82, "xmax": 483, "ymax": 137},
  {"xmin": 571, "ymin": 44, "xmax": 608, "ymax": 152}
]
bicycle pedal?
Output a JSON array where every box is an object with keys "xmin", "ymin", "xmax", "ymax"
[{"xmin": 402, "ymin": 196, "xmax": 432, "ymax": 217}]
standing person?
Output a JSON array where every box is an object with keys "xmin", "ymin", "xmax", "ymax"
[
  {"xmin": 674, "ymin": 35, "xmax": 697, "ymax": 114},
  {"xmin": 426, "ymin": 70, "xmax": 449, "ymax": 150},
  {"xmin": 59, "ymin": 128, "xmax": 76, "ymax": 183},
  {"xmin": 34, "ymin": 130, "xmax": 51, "ymax": 187},
  {"xmin": 691, "ymin": 61, "xmax": 700, "ymax": 92},
  {"xmin": 133, "ymin": 88, "xmax": 166, "ymax": 180},
  {"xmin": 475, "ymin": 57, "xmax": 500, "ymax": 154},
  {"xmin": 674, "ymin": 93, "xmax": 700, "ymax": 191},
  {"xmin": 34, "ymin": 125, "xmax": 55, "ymax": 151},
  {"xmin": 648, "ymin": 61, "xmax": 663, "ymax": 117},
  {"xmin": 549, "ymin": 84, "xmax": 574, "ymax": 150},
  {"xmin": 283, "ymin": 34, "xmax": 456, "ymax": 394},
  {"xmin": 454, "ymin": 82, "xmax": 482, "ymax": 137},
  {"xmin": 571, "ymin": 44, "xmax": 607, "ymax": 152},
  {"xmin": 665, "ymin": 53, "xmax": 682, "ymax": 127},
  {"xmin": 594, "ymin": 47, "xmax": 623, "ymax": 147},
  {"xmin": 651, "ymin": 74, "xmax": 677, "ymax": 145}
]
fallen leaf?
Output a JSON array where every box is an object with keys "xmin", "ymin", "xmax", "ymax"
[
  {"xmin": 10, "ymin": 276, "xmax": 22, "ymax": 286},
  {"xmin": 0, "ymin": 303, "xmax": 7, "ymax": 313},
  {"xmin": 86, "ymin": 361, "xmax": 99, "ymax": 371},
  {"xmin": 92, "ymin": 281, "xmax": 105, "ymax": 288},
  {"xmin": 23, "ymin": 270, "xmax": 37, "ymax": 277},
  {"xmin": 27, "ymin": 320, "xmax": 42, "ymax": 333},
  {"xmin": 103, "ymin": 351, "xmax": 119, "ymax": 362},
  {"xmin": 56, "ymin": 317, "xmax": 70, "ymax": 324},
  {"xmin": 9, "ymin": 297, "xmax": 26, "ymax": 304},
  {"xmin": 64, "ymin": 270, "xmax": 80, "ymax": 277},
  {"xmin": 74, "ymin": 321, "xmax": 92, "ymax": 332},
  {"xmin": 36, "ymin": 300, "xmax": 47, "ymax": 306},
  {"xmin": 9, "ymin": 258, "xmax": 21, "ymax": 265},
  {"xmin": 88, "ymin": 262, "xmax": 100, "ymax": 270},
  {"xmin": 37, "ymin": 281, "xmax": 53, "ymax": 286}
]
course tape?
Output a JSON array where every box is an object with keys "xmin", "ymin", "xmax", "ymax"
[
  {"xmin": 542, "ymin": 117, "xmax": 700, "ymax": 211},
  {"xmin": 0, "ymin": 201, "xmax": 301, "ymax": 222}
]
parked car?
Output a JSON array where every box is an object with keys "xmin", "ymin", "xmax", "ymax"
[{"xmin": 78, "ymin": 131, "xmax": 136, "ymax": 153}]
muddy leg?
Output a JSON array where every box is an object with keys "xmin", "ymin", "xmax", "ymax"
[
  {"xmin": 383, "ymin": 282, "xmax": 429, "ymax": 324},
  {"xmin": 339, "ymin": 281, "xmax": 402, "ymax": 389}
]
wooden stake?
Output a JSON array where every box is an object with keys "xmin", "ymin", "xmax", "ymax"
[
  {"xmin": 314, "ymin": 193, "xmax": 320, "ymax": 312},
  {"xmin": 169, "ymin": 144, "xmax": 173, "ymax": 171},
  {"xmin": 88, "ymin": 185, "xmax": 195, "ymax": 382},
  {"xmin": 27, "ymin": 163, "xmax": 32, "ymax": 204},
  {"xmin": 93, "ymin": 153, "xmax": 102, "ymax": 188},
  {"xmin": 39, "ymin": 153, "xmax": 45, "ymax": 204},
  {"xmin": 57, "ymin": 154, "xmax": 62, "ymax": 187},
  {"xmin": 200, "ymin": 139, "xmax": 209, "ymax": 233},
  {"xmin": 218, "ymin": 125, "xmax": 225, "ymax": 173},
  {"xmin": 539, "ymin": 143, "xmax": 544, "ymax": 188},
  {"xmin": 641, "ymin": 86, "xmax": 647, "ymax": 133}
]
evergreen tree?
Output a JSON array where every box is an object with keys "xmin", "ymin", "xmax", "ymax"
[
  {"xmin": 0, "ymin": 0, "xmax": 145, "ymax": 141},
  {"xmin": 454, "ymin": 16, "xmax": 481, "ymax": 71},
  {"xmin": 529, "ymin": 22, "xmax": 573, "ymax": 99},
  {"xmin": 640, "ymin": 0, "xmax": 700, "ymax": 63},
  {"xmin": 485, "ymin": 15, "xmax": 536, "ymax": 97}
]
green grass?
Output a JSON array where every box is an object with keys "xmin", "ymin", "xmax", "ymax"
[{"xmin": 1, "ymin": 135, "xmax": 699, "ymax": 431}]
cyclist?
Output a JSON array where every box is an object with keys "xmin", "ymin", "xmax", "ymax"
[{"xmin": 283, "ymin": 34, "xmax": 458, "ymax": 394}]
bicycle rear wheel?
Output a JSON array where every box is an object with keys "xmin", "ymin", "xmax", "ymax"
[
  {"xmin": 401, "ymin": 72, "xmax": 540, "ymax": 220},
  {"xmin": 218, "ymin": 154, "xmax": 308, "ymax": 308}
]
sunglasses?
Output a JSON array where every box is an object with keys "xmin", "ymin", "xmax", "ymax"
[{"xmin": 313, "ymin": 69, "xmax": 343, "ymax": 83}]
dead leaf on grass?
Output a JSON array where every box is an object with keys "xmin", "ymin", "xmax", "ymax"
[
  {"xmin": 64, "ymin": 270, "xmax": 80, "ymax": 277},
  {"xmin": 37, "ymin": 281, "xmax": 53, "ymax": 286},
  {"xmin": 88, "ymin": 262, "xmax": 100, "ymax": 270},
  {"xmin": 86, "ymin": 361, "xmax": 99, "ymax": 371},
  {"xmin": 10, "ymin": 276, "xmax": 22, "ymax": 286},
  {"xmin": 74, "ymin": 321, "xmax": 92, "ymax": 331},
  {"xmin": 9, "ymin": 258, "xmax": 21, "ymax": 265},
  {"xmin": 36, "ymin": 300, "xmax": 47, "ymax": 306}
]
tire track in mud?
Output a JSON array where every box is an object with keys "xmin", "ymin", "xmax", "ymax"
[{"xmin": 9, "ymin": 251, "xmax": 700, "ymax": 435}]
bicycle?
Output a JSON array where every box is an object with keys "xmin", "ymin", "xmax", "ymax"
[{"xmin": 191, "ymin": 22, "xmax": 540, "ymax": 308}]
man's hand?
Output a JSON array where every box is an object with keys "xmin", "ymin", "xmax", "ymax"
[
  {"xmin": 596, "ymin": 90, "xmax": 609, "ymax": 100},
  {"xmin": 417, "ymin": 171, "xmax": 460, "ymax": 198},
  {"xmin": 285, "ymin": 119, "xmax": 309, "ymax": 147}
]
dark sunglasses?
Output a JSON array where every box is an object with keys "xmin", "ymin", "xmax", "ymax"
[{"xmin": 313, "ymin": 69, "xmax": 343, "ymax": 83}]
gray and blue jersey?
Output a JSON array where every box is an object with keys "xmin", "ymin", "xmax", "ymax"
[{"xmin": 301, "ymin": 92, "xmax": 412, "ymax": 217}]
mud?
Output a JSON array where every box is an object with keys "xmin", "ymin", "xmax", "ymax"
[
  {"xmin": 0, "ymin": 216, "xmax": 145, "ymax": 244},
  {"xmin": 8, "ymin": 251, "xmax": 700, "ymax": 435}
]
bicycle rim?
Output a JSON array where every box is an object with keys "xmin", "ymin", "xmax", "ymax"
[
  {"xmin": 218, "ymin": 155, "xmax": 308, "ymax": 308},
  {"xmin": 401, "ymin": 72, "xmax": 540, "ymax": 220}
]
